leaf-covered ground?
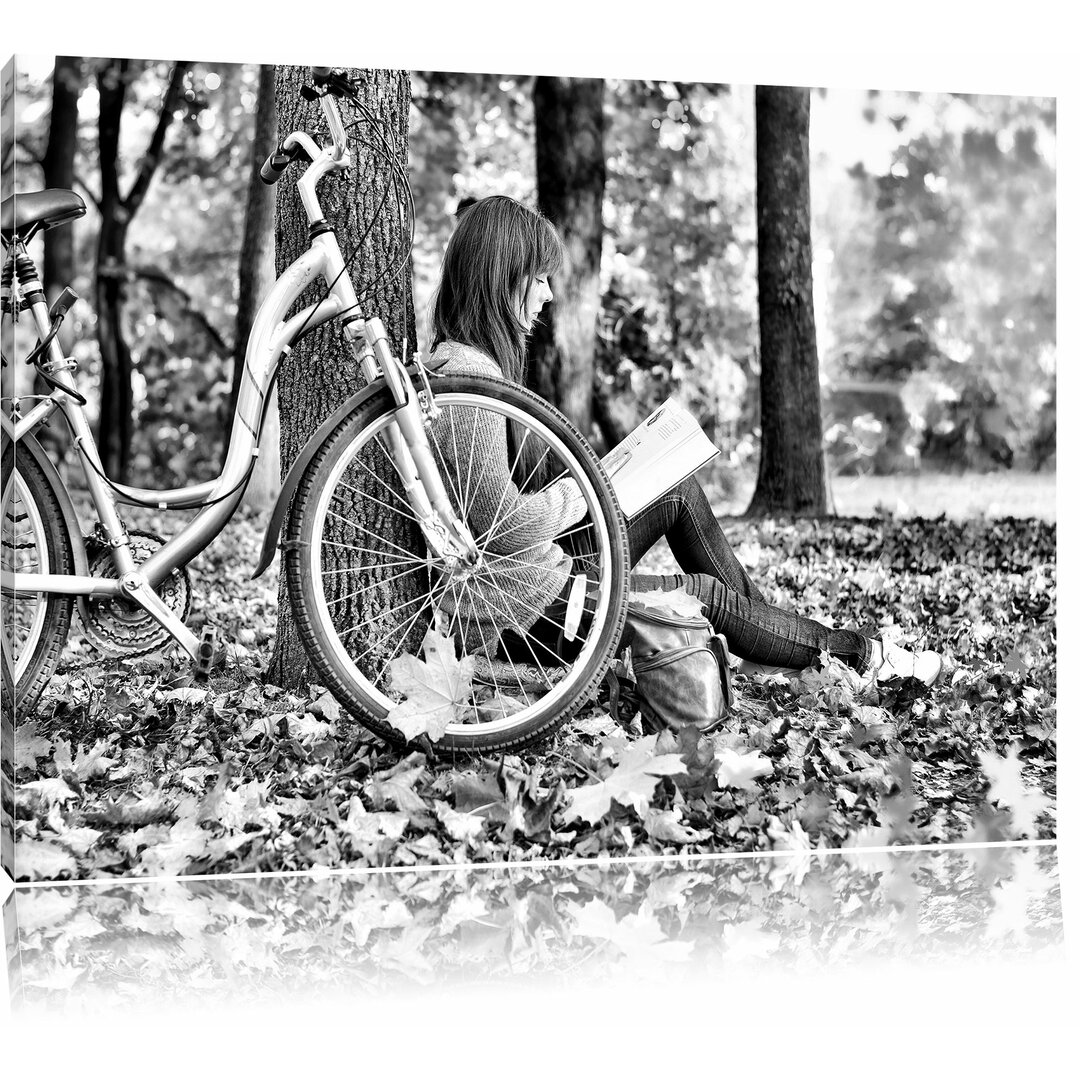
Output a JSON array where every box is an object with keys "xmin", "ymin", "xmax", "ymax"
[{"xmin": 11, "ymin": 504, "xmax": 1056, "ymax": 881}]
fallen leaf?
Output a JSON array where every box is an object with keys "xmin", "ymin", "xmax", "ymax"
[
  {"xmin": 434, "ymin": 800, "xmax": 486, "ymax": 843},
  {"xmin": 15, "ymin": 839, "xmax": 77, "ymax": 881},
  {"xmin": 14, "ymin": 723, "xmax": 53, "ymax": 770},
  {"xmin": 642, "ymin": 808, "xmax": 708, "ymax": 845},
  {"xmin": 563, "ymin": 734, "xmax": 686, "ymax": 825},
  {"xmin": 629, "ymin": 586, "xmax": 704, "ymax": 619},
  {"xmin": 715, "ymin": 747, "xmax": 774, "ymax": 791},
  {"xmin": 386, "ymin": 628, "xmax": 476, "ymax": 740}
]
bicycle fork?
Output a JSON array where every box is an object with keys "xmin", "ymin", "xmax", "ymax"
[{"xmin": 348, "ymin": 318, "xmax": 479, "ymax": 569}]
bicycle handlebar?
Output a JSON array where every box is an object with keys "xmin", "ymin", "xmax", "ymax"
[{"xmin": 259, "ymin": 68, "xmax": 352, "ymax": 184}]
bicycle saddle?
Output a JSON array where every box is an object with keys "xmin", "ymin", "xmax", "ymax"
[{"xmin": 1, "ymin": 189, "xmax": 86, "ymax": 243}]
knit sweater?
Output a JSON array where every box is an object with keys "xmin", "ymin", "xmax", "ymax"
[{"xmin": 429, "ymin": 341, "xmax": 587, "ymax": 648}]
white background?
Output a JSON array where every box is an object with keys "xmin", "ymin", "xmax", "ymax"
[{"xmin": 3, "ymin": 1, "xmax": 1076, "ymax": 1073}]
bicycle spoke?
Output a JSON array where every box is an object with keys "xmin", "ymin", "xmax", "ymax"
[
  {"xmin": 328, "ymin": 477, "xmax": 421, "ymax": 529},
  {"xmin": 320, "ymin": 532, "xmax": 427, "ymax": 565},
  {"xmin": 461, "ymin": 578, "xmax": 561, "ymax": 691},
  {"xmin": 474, "ymin": 437, "xmax": 561, "ymax": 548},
  {"xmin": 323, "ymin": 561, "xmax": 431, "ymax": 607}
]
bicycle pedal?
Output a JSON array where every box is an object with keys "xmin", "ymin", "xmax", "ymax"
[{"xmin": 194, "ymin": 627, "xmax": 223, "ymax": 678}]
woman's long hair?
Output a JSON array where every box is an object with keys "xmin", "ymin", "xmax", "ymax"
[
  {"xmin": 430, "ymin": 196, "xmax": 564, "ymax": 385},
  {"xmin": 430, "ymin": 197, "xmax": 565, "ymax": 491}
]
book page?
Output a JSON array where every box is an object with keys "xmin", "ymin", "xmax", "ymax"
[{"xmin": 601, "ymin": 398, "xmax": 720, "ymax": 517}]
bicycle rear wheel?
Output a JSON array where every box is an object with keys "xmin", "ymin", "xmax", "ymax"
[
  {"xmin": 1, "ymin": 438, "xmax": 74, "ymax": 718},
  {"xmin": 285, "ymin": 375, "xmax": 629, "ymax": 755}
]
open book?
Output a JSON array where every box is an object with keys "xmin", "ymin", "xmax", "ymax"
[{"xmin": 601, "ymin": 397, "xmax": 721, "ymax": 518}]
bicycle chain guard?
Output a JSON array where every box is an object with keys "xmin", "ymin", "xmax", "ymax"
[{"xmin": 82, "ymin": 530, "xmax": 192, "ymax": 658}]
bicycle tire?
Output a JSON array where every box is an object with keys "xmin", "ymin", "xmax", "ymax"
[
  {"xmin": 285, "ymin": 375, "xmax": 629, "ymax": 755},
  {"xmin": 1, "ymin": 437, "xmax": 75, "ymax": 719}
]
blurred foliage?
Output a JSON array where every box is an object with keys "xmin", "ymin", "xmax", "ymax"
[
  {"xmin": 815, "ymin": 90, "xmax": 1055, "ymax": 473},
  {"xmin": 9, "ymin": 62, "xmax": 1055, "ymax": 486},
  {"xmin": 11, "ymin": 59, "xmax": 257, "ymax": 486}
]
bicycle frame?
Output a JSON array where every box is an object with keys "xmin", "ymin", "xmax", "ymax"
[{"xmin": 5, "ymin": 86, "xmax": 476, "ymax": 662}]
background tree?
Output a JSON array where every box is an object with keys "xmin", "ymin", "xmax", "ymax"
[
  {"xmin": 41, "ymin": 57, "xmax": 81, "ymax": 304},
  {"xmin": 268, "ymin": 67, "xmax": 417, "ymax": 689},
  {"xmin": 222, "ymin": 63, "xmax": 280, "ymax": 511},
  {"xmin": 34, "ymin": 56, "xmax": 83, "ymax": 459},
  {"xmin": 528, "ymin": 76, "xmax": 605, "ymax": 435},
  {"xmin": 746, "ymin": 85, "xmax": 827, "ymax": 517},
  {"xmin": 93, "ymin": 58, "xmax": 189, "ymax": 480}
]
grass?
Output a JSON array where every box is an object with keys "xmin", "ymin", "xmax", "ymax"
[{"xmin": 702, "ymin": 467, "xmax": 1056, "ymax": 522}]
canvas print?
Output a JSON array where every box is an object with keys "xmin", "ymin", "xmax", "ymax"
[{"xmin": 0, "ymin": 58, "xmax": 1057, "ymax": 883}]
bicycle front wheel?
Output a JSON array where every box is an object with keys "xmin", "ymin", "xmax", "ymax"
[
  {"xmin": 1, "ymin": 437, "xmax": 75, "ymax": 718},
  {"xmin": 286, "ymin": 375, "xmax": 629, "ymax": 755}
]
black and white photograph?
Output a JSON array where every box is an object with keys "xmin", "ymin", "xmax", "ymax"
[{"xmin": 1, "ymin": 4, "xmax": 1071, "ymax": 1070}]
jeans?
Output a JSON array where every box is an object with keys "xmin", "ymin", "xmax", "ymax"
[{"xmin": 626, "ymin": 478, "xmax": 872, "ymax": 673}]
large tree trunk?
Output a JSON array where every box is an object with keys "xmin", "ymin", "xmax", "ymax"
[
  {"xmin": 225, "ymin": 63, "xmax": 281, "ymax": 512},
  {"xmin": 42, "ymin": 57, "xmax": 80, "ymax": 304},
  {"xmin": 268, "ymin": 67, "xmax": 417, "ymax": 690},
  {"xmin": 745, "ymin": 86, "xmax": 828, "ymax": 517},
  {"xmin": 93, "ymin": 59, "xmax": 188, "ymax": 482},
  {"xmin": 94, "ymin": 60, "xmax": 133, "ymax": 481},
  {"xmin": 39, "ymin": 56, "xmax": 82, "ymax": 462},
  {"xmin": 528, "ymin": 76, "xmax": 605, "ymax": 437}
]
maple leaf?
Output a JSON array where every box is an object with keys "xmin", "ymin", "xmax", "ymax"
[
  {"xmin": 72, "ymin": 740, "xmax": 118, "ymax": 781},
  {"xmin": 1003, "ymin": 646, "xmax": 1031, "ymax": 678},
  {"xmin": 977, "ymin": 744, "xmax": 1051, "ymax": 839},
  {"xmin": 628, "ymin": 586, "xmax": 704, "ymax": 618},
  {"xmin": 714, "ymin": 747, "xmax": 773, "ymax": 791},
  {"xmin": 434, "ymin": 799, "xmax": 486, "ymax": 843},
  {"xmin": 14, "ymin": 722, "xmax": 53, "ymax": 770},
  {"xmin": 365, "ymin": 759, "xmax": 430, "ymax": 820},
  {"xmin": 642, "ymin": 808, "xmax": 708, "ymax": 845},
  {"xmin": 563, "ymin": 734, "xmax": 686, "ymax": 825},
  {"xmin": 137, "ymin": 817, "xmax": 209, "ymax": 876},
  {"xmin": 15, "ymin": 839, "xmax": 77, "ymax": 881},
  {"xmin": 20, "ymin": 776, "xmax": 79, "ymax": 806},
  {"xmin": 308, "ymin": 688, "xmax": 342, "ymax": 722},
  {"xmin": 341, "ymin": 796, "xmax": 410, "ymax": 856},
  {"xmin": 386, "ymin": 627, "xmax": 476, "ymax": 741},
  {"xmin": 452, "ymin": 771, "xmax": 510, "ymax": 823},
  {"xmin": 161, "ymin": 686, "xmax": 209, "ymax": 705},
  {"xmin": 45, "ymin": 804, "xmax": 102, "ymax": 856},
  {"xmin": 289, "ymin": 711, "xmax": 336, "ymax": 745}
]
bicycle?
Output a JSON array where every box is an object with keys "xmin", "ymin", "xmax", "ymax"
[{"xmin": 1, "ymin": 67, "xmax": 630, "ymax": 756}]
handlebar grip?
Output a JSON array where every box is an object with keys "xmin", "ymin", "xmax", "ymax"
[{"xmin": 259, "ymin": 147, "xmax": 293, "ymax": 185}]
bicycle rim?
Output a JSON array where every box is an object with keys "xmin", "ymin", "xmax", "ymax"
[
  {"xmin": 295, "ymin": 383, "xmax": 626, "ymax": 747},
  {"xmin": 2, "ymin": 469, "xmax": 51, "ymax": 683},
  {"xmin": 1, "ymin": 439, "xmax": 74, "ymax": 716}
]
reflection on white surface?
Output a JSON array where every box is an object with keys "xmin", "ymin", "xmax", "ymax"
[{"xmin": 4, "ymin": 843, "xmax": 1061, "ymax": 1012}]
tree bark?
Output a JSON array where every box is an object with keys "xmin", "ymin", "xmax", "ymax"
[
  {"xmin": 224, "ymin": 63, "xmax": 281, "ymax": 511},
  {"xmin": 38, "ymin": 56, "xmax": 82, "ymax": 461},
  {"xmin": 94, "ymin": 59, "xmax": 188, "ymax": 482},
  {"xmin": 528, "ymin": 76, "xmax": 605, "ymax": 436},
  {"xmin": 42, "ymin": 57, "xmax": 81, "ymax": 304},
  {"xmin": 745, "ymin": 86, "xmax": 828, "ymax": 517},
  {"xmin": 267, "ymin": 67, "xmax": 418, "ymax": 690}
]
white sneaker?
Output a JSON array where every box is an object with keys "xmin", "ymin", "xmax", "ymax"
[{"xmin": 868, "ymin": 638, "xmax": 942, "ymax": 686}]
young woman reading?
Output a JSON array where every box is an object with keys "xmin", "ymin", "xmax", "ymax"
[{"xmin": 426, "ymin": 195, "xmax": 941, "ymax": 687}]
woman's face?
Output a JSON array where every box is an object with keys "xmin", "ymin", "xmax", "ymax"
[{"xmin": 518, "ymin": 273, "xmax": 553, "ymax": 330}]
